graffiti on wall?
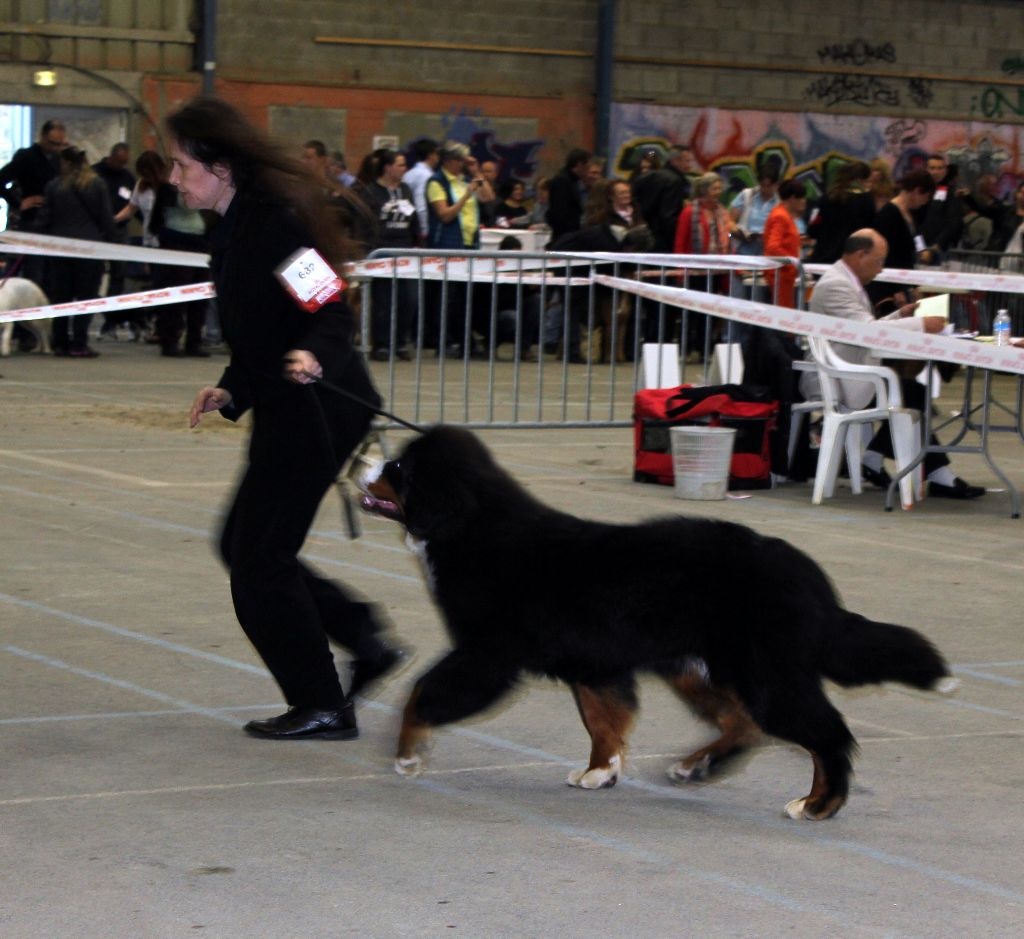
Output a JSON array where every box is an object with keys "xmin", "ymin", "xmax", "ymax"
[
  {"xmin": 423, "ymin": 106, "xmax": 544, "ymax": 184},
  {"xmin": 610, "ymin": 103, "xmax": 1024, "ymax": 204},
  {"xmin": 805, "ymin": 74, "xmax": 901, "ymax": 109},
  {"xmin": 970, "ymin": 87, "xmax": 1024, "ymax": 121},
  {"xmin": 817, "ymin": 39, "xmax": 896, "ymax": 66},
  {"xmin": 1001, "ymin": 55, "xmax": 1024, "ymax": 76},
  {"xmin": 806, "ymin": 38, "xmax": 933, "ymax": 110}
]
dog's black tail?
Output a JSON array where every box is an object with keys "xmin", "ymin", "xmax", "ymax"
[{"xmin": 820, "ymin": 612, "xmax": 958, "ymax": 694}]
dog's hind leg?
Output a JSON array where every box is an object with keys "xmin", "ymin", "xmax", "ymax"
[
  {"xmin": 664, "ymin": 666, "xmax": 761, "ymax": 783},
  {"xmin": 747, "ymin": 678, "xmax": 857, "ymax": 820},
  {"xmin": 567, "ymin": 679, "xmax": 637, "ymax": 789},
  {"xmin": 394, "ymin": 650, "xmax": 519, "ymax": 777}
]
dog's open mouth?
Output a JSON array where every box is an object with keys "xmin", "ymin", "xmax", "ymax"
[
  {"xmin": 359, "ymin": 471, "xmax": 405, "ymax": 523},
  {"xmin": 360, "ymin": 491, "xmax": 403, "ymax": 522}
]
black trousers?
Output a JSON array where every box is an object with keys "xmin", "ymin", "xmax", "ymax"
[
  {"xmin": 370, "ymin": 276, "xmax": 417, "ymax": 351},
  {"xmin": 218, "ymin": 417, "xmax": 383, "ymax": 708},
  {"xmin": 47, "ymin": 257, "xmax": 103, "ymax": 350}
]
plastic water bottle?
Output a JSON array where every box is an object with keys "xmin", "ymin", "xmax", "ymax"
[{"xmin": 993, "ymin": 309, "xmax": 1011, "ymax": 346}]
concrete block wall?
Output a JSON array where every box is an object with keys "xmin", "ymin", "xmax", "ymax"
[
  {"xmin": 614, "ymin": 0, "xmax": 1023, "ymax": 122},
  {"xmin": 217, "ymin": 0, "xmax": 597, "ymax": 98}
]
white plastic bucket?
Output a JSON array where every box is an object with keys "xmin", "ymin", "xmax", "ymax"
[{"xmin": 670, "ymin": 426, "xmax": 737, "ymax": 500}]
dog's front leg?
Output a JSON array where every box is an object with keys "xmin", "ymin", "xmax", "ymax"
[
  {"xmin": 395, "ymin": 687, "xmax": 431, "ymax": 777},
  {"xmin": 567, "ymin": 681, "xmax": 637, "ymax": 789},
  {"xmin": 394, "ymin": 650, "xmax": 518, "ymax": 777}
]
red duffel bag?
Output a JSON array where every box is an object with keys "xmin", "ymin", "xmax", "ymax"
[{"xmin": 633, "ymin": 383, "xmax": 778, "ymax": 490}]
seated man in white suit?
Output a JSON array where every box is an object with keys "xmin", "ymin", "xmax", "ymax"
[{"xmin": 803, "ymin": 228, "xmax": 984, "ymax": 500}]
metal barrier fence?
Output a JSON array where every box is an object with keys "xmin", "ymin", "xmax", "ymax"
[
  {"xmin": 944, "ymin": 249, "xmax": 1024, "ymax": 333},
  {"xmin": 353, "ymin": 248, "xmax": 799, "ymax": 430}
]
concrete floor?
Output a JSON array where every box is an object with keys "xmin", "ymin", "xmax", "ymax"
[{"xmin": 2, "ymin": 339, "xmax": 1023, "ymax": 938}]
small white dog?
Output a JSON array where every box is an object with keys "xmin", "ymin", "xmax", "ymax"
[{"xmin": 0, "ymin": 277, "xmax": 51, "ymax": 357}]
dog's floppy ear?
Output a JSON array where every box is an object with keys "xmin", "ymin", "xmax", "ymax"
[
  {"xmin": 397, "ymin": 428, "xmax": 483, "ymax": 539},
  {"xmin": 402, "ymin": 469, "xmax": 479, "ymax": 539}
]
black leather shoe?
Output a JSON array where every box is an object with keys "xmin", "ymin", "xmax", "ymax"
[
  {"xmin": 349, "ymin": 647, "xmax": 410, "ymax": 699},
  {"xmin": 929, "ymin": 477, "xmax": 986, "ymax": 500},
  {"xmin": 861, "ymin": 464, "xmax": 892, "ymax": 489},
  {"xmin": 244, "ymin": 704, "xmax": 358, "ymax": 740}
]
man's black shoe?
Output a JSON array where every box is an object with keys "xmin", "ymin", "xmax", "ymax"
[
  {"xmin": 861, "ymin": 464, "xmax": 892, "ymax": 489},
  {"xmin": 929, "ymin": 477, "xmax": 985, "ymax": 500},
  {"xmin": 244, "ymin": 704, "xmax": 358, "ymax": 740},
  {"xmin": 349, "ymin": 647, "xmax": 409, "ymax": 699}
]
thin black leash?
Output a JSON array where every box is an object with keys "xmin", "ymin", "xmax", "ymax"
[{"xmin": 301, "ymin": 370, "xmax": 426, "ymax": 435}]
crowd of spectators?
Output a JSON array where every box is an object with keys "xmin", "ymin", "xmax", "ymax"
[{"xmin": 2, "ymin": 118, "xmax": 1023, "ymax": 363}]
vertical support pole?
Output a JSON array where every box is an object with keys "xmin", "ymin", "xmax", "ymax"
[
  {"xmin": 595, "ymin": 0, "xmax": 616, "ymax": 159},
  {"xmin": 202, "ymin": 0, "xmax": 217, "ymax": 96}
]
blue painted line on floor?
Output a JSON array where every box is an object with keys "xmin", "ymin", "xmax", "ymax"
[
  {"xmin": 2, "ymin": 645, "xmax": 237, "ymax": 723},
  {"xmin": 0, "ymin": 591, "xmax": 270, "ymax": 676},
  {"xmin": 0, "ymin": 478, "xmax": 422, "ymax": 584},
  {"xmin": 952, "ymin": 666, "xmax": 1022, "ymax": 687}
]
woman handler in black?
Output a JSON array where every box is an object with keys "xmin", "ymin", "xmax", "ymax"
[{"xmin": 173, "ymin": 97, "xmax": 403, "ymax": 739}]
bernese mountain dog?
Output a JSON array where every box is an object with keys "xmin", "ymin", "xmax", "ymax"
[{"xmin": 361, "ymin": 425, "xmax": 957, "ymax": 820}]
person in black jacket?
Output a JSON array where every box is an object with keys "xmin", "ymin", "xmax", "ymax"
[
  {"xmin": 916, "ymin": 154, "xmax": 963, "ymax": 265},
  {"xmin": 36, "ymin": 146, "xmax": 115, "ymax": 357},
  {"xmin": 354, "ymin": 148, "xmax": 420, "ymax": 360},
  {"xmin": 0, "ymin": 119, "xmax": 66, "ymax": 235},
  {"xmin": 173, "ymin": 97, "xmax": 403, "ymax": 741},
  {"xmin": 546, "ymin": 148, "xmax": 590, "ymax": 242}
]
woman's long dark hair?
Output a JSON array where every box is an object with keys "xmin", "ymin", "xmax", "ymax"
[
  {"xmin": 134, "ymin": 150, "xmax": 167, "ymax": 193},
  {"xmin": 164, "ymin": 96, "xmax": 352, "ymax": 264}
]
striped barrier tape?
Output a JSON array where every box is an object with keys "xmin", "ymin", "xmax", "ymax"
[
  {"xmin": 0, "ymin": 281, "xmax": 215, "ymax": 324},
  {"xmin": 803, "ymin": 262, "xmax": 1024, "ymax": 295},
  {"xmin": 0, "ymin": 230, "xmax": 210, "ymax": 268},
  {"xmin": 595, "ymin": 273, "xmax": 1024, "ymax": 377}
]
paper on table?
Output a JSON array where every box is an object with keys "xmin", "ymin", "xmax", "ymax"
[{"xmin": 914, "ymin": 292, "xmax": 949, "ymax": 321}]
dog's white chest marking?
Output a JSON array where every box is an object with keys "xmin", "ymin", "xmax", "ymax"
[{"xmin": 405, "ymin": 534, "xmax": 437, "ymax": 595}]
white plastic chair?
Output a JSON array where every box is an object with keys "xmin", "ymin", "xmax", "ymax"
[
  {"xmin": 806, "ymin": 337, "xmax": 923, "ymax": 510},
  {"xmin": 789, "ymin": 360, "xmax": 822, "ymax": 474}
]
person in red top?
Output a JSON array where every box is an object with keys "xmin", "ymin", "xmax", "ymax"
[
  {"xmin": 673, "ymin": 172, "xmax": 732, "ymax": 255},
  {"xmin": 673, "ymin": 172, "xmax": 733, "ymax": 355},
  {"xmin": 762, "ymin": 179, "xmax": 808, "ymax": 308}
]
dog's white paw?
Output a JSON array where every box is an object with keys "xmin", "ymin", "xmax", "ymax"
[
  {"xmin": 566, "ymin": 755, "xmax": 621, "ymax": 789},
  {"xmin": 934, "ymin": 676, "xmax": 961, "ymax": 695},
  {"xmin": 667, "ymin": 755, "xmax": 711, "ymax": 783},
  {"xmin": 394, "ymin": 755, "xmax": 423, "ymax": 777},
  {"xmin": 784, "ymin": 797, "xmax": 808, "ymax": 820}
]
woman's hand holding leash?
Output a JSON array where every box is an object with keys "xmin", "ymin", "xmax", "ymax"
[
  {"xmin": 284, "ymin": 349, "xmax": 322, "ymax": 385},
  {"xmin": 190, "ymin": 386, "xmax": 233, "ymax": 428}
]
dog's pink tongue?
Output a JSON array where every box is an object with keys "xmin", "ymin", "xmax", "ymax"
[{"xmin": 361, "ymin": 493, "xmax": 398, "ymax": 514}]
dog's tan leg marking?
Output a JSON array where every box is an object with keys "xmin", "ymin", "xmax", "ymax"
[
  {"xmin": 394, "ymin": 688, "xmax": 432, "ymax": 777},
  {"xmin": 566, "ymin": 684, "xmax": 635, "ymax": 789},
  {"xmin": 784, "ymin": 752, "xmax": 847, "ymax": 820},
  {"xmin": 665, "ymin": 670, "xmax": 761, "ymax": 783}
]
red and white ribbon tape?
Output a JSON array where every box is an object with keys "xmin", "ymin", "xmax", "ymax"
[
  {"xmin": 596, "ymin": 273, "xmax": 1024, "ymax": 377},
  {"xmin": 804, "ymin": 262, "xmax": 1024, "ymax": 295},
  {"xmin": 0, "ymin": 281, "xmax": 215, "ymax": 324},
  {"xmin": 0, "ymin": 230, "xmax": 210, "ymax": 268}
]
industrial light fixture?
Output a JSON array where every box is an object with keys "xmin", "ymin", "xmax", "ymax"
[{"xmin": 33, "ymin": 69, "xmax": 58, "ymax": 87}]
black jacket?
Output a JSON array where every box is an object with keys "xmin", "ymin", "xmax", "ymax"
[
  {"xmin": 916, "ymin": 175, "xmax": 963, "ymax": 257},
  {"xmin": 631, "ymin": 168, "xmax": 686, "ymax": 253},
  {"xmin": 210, "ymin": 192, "xmax": 380, "ymax": 469},
  {"xmin": 36, "ymin": 177, "xmax": 115, "ymax": 242},
  {"xmin": 547, "ymin": 167, "xmax": 585, "ymax": 241},
  {"xmin": 0, "ymin": 143, "xmax": 60, "ymax": 228}
]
